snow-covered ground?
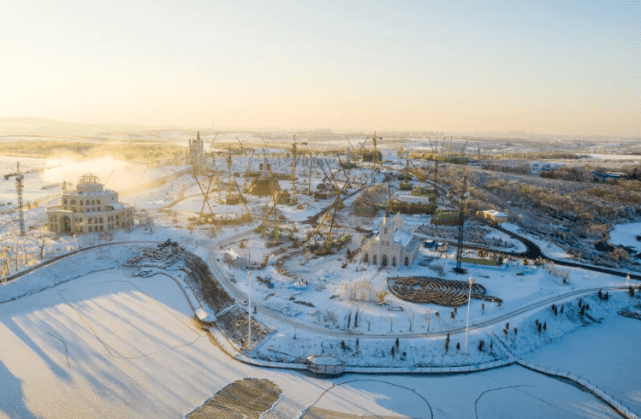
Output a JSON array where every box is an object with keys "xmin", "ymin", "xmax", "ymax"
[
  {"xmin": 609, "ymin": 221, "xmax": 641, "ymax": 255},
  {"xmin": 0, "ymin": 266, "xmax": 622, "ymax": 418},
  {"xmin": 524, "ymin": 312, "xmax": 641, "ymax": 416}
]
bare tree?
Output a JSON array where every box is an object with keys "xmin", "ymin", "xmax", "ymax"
[
  {"xmin": 32, "ymin": 235, "xmax": 48, "ymax": 260},
  {"xmin": 0, "ymin": 245, "xmax": 9, "ymax": 285},
  {"xmin": 407, "ymin": 310, "xmax": 415, "ymax": 331},
  {"xmin": 12, "ymin": 234, "xmax": 21, "ymax": 272},
  {"xmin": 559, "ymin": 269, "xmax": 570, "ymax": 284},
  {"xmin": 424, "ymin": 309, "xmax": 432, "ymax": 331}
]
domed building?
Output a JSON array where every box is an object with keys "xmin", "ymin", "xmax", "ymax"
[{"xmin": 46, "ymin": 173, "xmax": 134, "ymax": 234}]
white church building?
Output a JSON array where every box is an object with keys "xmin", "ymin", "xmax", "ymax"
[{"xmin": 362, "ymin": 210, "xmax": 420, "ymax": 267}]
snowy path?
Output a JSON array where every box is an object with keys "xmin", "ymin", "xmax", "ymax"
[{"xmin": 207, "ymin": 232, "xmax": 634, "ymax": 340}]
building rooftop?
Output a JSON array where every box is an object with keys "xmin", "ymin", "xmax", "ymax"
[{"xmin": 78, "ymin": 173, "xmax": 101, "ymax": 185}]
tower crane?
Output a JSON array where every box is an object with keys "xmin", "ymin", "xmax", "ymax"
[
  {"xmin": 243, "ymin": 150, "xmax": 255, "ymax": 192},
  {"xmin": 372, "ymin": 131, "xmax": 382, "ymax": 166},
  {"xmin": 103, "ymin": 170, "xmax": 115, "ymax": 188},
  {"xmin": 2, "ymin": 162, "xmax": 27, "ymax": 236},
  {"xmin": 232, "ymin": 180, "xmax": 252, "ymax": 221},
  {"xmin": 291, "ymin": 135, "xmax": 299, "ymax": 202},
  {"xmin": 454, "ymin": 176, "xmax": 468, "ymax": 274},
  {"xmin": 15, "ymin": 163, "xmax": 25, "ymax": 236}
]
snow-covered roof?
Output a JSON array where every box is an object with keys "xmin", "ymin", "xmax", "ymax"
[
  {"xmin": 484, "ymin": 210, "xmax": 507, "ymax": 218},
  {"xmin": 393, "ymin": 230, "xmax": 413, "ymax": 247}
]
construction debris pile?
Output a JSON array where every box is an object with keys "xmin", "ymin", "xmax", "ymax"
[
  {"xmin": 124, "ymin": 239, "xmax": 184, "ymax": 269},
  {"xmin": 125, "ymin": 240, "xmax": 235, "ymax": 313},
  {"xmin": 183, "ymin": 252, "xmax": 235, "ymax": 313}
]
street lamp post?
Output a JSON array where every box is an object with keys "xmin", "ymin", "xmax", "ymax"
[
  {"xmin": 464, "ymin": 277, "xmax": 475, "ymax": 354},
  {"xmin": 248, "ymin": 271, "xmax": 252, "ymax": 350}
]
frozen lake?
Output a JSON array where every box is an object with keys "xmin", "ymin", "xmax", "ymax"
[{"xmin": 0, "ymin": 267, "xmax": 624, "ymax": 418}]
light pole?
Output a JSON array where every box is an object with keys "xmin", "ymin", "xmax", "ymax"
[
  {"xmin": 464, "ymin": 277, "xmax": 475, "ymax": 354},
  {"xmin": 247, "ymin": 271, "xmax": 252, "ymax": 350}
]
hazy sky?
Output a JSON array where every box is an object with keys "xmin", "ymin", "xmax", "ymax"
[{"xmin": 1, "ymin": 0, "xmax": 640, "ymax": 135}]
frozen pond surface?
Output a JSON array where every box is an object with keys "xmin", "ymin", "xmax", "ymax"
[{"xmin": 0, "ymin": 268, "xmax": 624, "ymax": 419}]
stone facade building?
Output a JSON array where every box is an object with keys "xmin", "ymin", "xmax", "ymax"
[
  {"xmin": 188, "ymin": 131, "xmax": 205, "ymax": 170},
  {"xmin": 46, "ymin": 173, "xmax": 134, "ymax": 234},
  {"xmin": 362, "ymin": 211, "xmax": 420, "ymax": 267}
]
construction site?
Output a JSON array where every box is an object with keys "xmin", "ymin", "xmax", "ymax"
[{"xmin": 1, "ymin": 130, "xmax": 641, "ymax": 419}]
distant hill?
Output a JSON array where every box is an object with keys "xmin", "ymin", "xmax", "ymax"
[{"xmin": 0, "ymin": 117, "xmax": 170, "ymax": 136}]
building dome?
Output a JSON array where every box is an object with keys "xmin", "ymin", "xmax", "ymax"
[{"xmin": 79, "ymin": 173, "xmax": 101, "ymax": 185}]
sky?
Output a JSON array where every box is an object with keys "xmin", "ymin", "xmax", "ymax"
[{"xmin": 1, "ymin": 0, "xmax": 640, "ymax": 136}]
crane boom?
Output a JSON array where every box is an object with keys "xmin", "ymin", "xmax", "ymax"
[
  {"xmin": 103, "ymin": 170, "xmax": 115, "ymax": 188},
  {"xmin": 233, "ymin": 180, "xmax": 252, "ymax": 220},
  {"xmin": 255, "ymin": 191, "xmax": 286, "ymax": 232},
  {"xmin": 243, "ymin": 150, "xmax": 255, "ymax": 192}
]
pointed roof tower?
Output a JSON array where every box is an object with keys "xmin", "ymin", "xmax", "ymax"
[
  {"xmin": 381, "ymin": 204, "xmax": 390, "ymax": 226},
  {"xmin": 260, "ymin": 154, "xmax": 270, "ymax": 179},
  {"xmin": 393, "ymin": 212, "xmax": 404, "ymax": 231}
]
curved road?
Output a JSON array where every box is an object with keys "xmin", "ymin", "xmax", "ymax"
[
  {"xmin": 381, "ymin": 163, "xmax": 641, "ymax": 280},
  {"xmin": 207, "ymin": 232, "xmax": 634, "ymax": 339},
  {"xmin": 202, "ymin": 163, "xmax": 640, "ymax": 340}
]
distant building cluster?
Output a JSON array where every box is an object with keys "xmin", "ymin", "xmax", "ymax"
[{"xmin": 46, "ymin": 173, "xmax": 134, "ymax": 234}]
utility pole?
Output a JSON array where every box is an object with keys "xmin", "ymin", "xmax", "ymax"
[
  {"xmin": 247, "ymin": 250, "xmax": 252, "ymax": 350},
  {"xmin": 455, "ymin": 176, "xmax": 467, "ymax": 273},
  {"xmin": 372, "ymin": 131, "xmax": 381, "ymax": 167},
  {"xmin": 291, "ymin": 135, "xmax": 298, "ymax": 203},
  {"xmin": 464, "ymin": 277, "xmax": 475, "ymax": 354}
]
